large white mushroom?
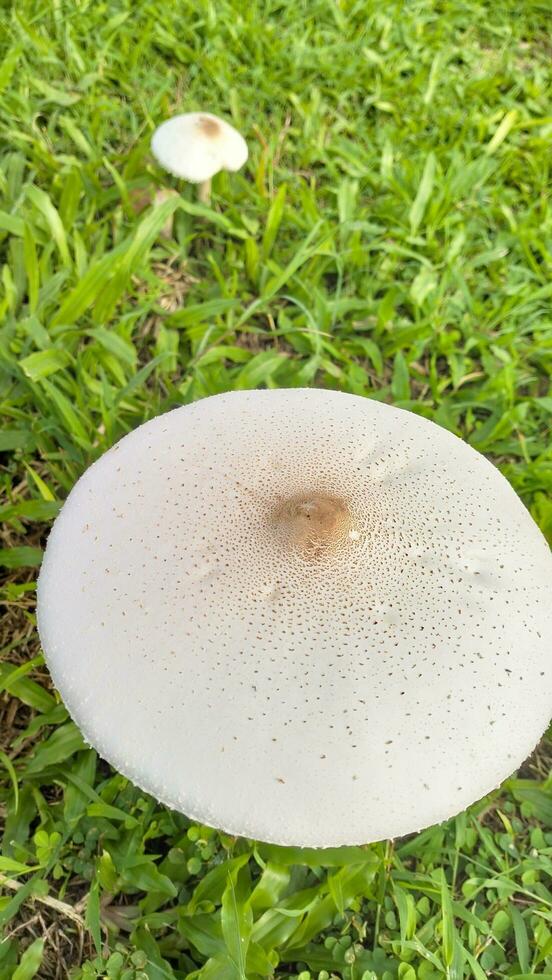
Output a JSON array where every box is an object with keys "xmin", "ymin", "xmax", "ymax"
[
  {"xmin": 151, "ymin": 112, "xmax": 248, "ymax": 204},
  {"xmin": 37, "ymin": 389, "xmax": 552, "ymax": 847}
]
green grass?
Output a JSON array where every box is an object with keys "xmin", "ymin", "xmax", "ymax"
[{"xmin": 1, "ymin": 0, "xmax": 552, "ymax": 976}]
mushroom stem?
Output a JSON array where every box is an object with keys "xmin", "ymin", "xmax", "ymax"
[{"xmin": 198, "ymin": 178, "xmax": 212, "ymax": 205}]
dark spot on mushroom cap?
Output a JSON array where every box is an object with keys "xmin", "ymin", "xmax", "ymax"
[
  {"xmin": 270, "ymin": 493, "xmax": 352, "ymax": 560},
  {"xmin": 197, "ymin": 115, "xmax": 221, "ymax": 138}
]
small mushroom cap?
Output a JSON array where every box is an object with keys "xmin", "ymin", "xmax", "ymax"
[
  {"xmin": 37, "ymin": 389, "xmax": 552, "ymax": 847},
  {"xmin": 151, "ymin": 112, "xmax": 248, "ymax": 182}
]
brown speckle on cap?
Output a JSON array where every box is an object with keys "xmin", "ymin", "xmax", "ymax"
[{"xmin": 197, "ymin": 115, "xmax": 221, "ymax": 138}]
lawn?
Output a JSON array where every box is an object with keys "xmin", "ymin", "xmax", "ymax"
[{"xmin": 1, "ymin": 0, "xmax": 552, "ymax": 976}]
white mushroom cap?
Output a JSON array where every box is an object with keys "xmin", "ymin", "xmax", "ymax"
[
  {"xmin": 37, "ymin": 389, "xmax": 552, "ymax": 847},
  {"xmin": 151, "ymin": 112, "xmax": 248, "ymax": 183}
]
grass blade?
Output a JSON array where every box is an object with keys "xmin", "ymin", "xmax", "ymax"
[{"xmin": 409, "ymin": 152, "xmax": 435, "ymax": 234}]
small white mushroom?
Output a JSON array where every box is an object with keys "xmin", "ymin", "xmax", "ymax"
[
  {"xmin": 37, "ymin": 389, "xmax": 552, "ymax": 847},
  {"xmin": 151, "ymin": 112, "xmax": 248, "ymax": 204}
]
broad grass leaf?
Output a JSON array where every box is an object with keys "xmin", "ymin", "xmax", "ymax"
[
  {"xmin": 26, "ymin": 186, "xmax": 71, "ymax": 268},
  {"xmin": 30, "ymin": 77, "xmax": 81, "ymax": 106},
  {"xmin": 0, "ymin": 662, "xmax": 53, "ymax": 713},
  {"xmin": 86, "ymin": 327, "xmax": 137, "ymax": 367},
  {"xmin": 24, "ymin": 723, "xmax": 86, "ymax": 774},
  {"xmin": 195, "ymin": 345, "xmax": 250, "ymax": 369},
  {"xmin": 353, "ymin": 338, "xmax": 383, "ymax": 376},
  {"xmin": 509, "ymin": 903, "xmax": 530, "ymax": 972},
  {"xmin": 246, "ymin": 941, "xmax": 276, "ymax": 976},
  {"xmin": 391, "ymin": 351, "xmax": 411, "ymax": 400},
  {"xmin": 252, "ymin": 886, "xmax": 321, "ymax": 951},
  {"xmin": 410, "ymin": 266, "xmax": 437, "ymax": 306},
  {"xmin": 0, "ymin": 211, "xmax": 25, "ymax": 236},
  {"xmin": 92, "ymin": 267, "xmax": 131, "ymax": 324},
  {"xmin": 12, "ymin": 705, "xmax": 67, "ymax": 747},
  {"xmin": 171, "ymin": 197, "xmax": 248, "ymax": 239},
  {"xmin": 262, "ymin": 184, "xmax": 287, "ymax": 258},
  {"xmin": 188, "ymin": 956, "xmax": 236, "ymax": 980},
  {"xmin": 50, "ymin": 251, "xmax": 116, "ymax": 327},
  {"xmin": 0, "ymin": 877, "xmax": 43, "ymax": 932},
  {"xmin": 508, "ymin": 780, "xmax": 552, "ymax": 826},
  {"xmin": 282, "ymin": 894, "xmax": 336, "ymax": 951},
  {"xmin": 22, "ymin": 464, "xmax": 57, "ymax": 502},
  {"xmin": 0, "ymin": 45, "xmax": 22, "ymax": 93},
  {"xmin": 234, "ymin": 350, "xmax": 289, "ymax": 389},
  {"xmin": 121, "ymin": 197, "xmax": 183, "ymax": 272},
  {"xmin": 121, "ymin": 859, "xmax": 177, "ymax": 898},
  {"xmin": 249, "ymin": 862, "xmax": 290, "ymax": 915},
  {"xmin": 0, "ymin": 547, "xmax": 43, "ymax": 568},
  {"xmin": 98, "ymin": 850, "xmax": 118, "ymax": 892},
  {"xmin": 114, "ymin": 352, "xmax": 175, "ymax": 403},
  {"xmin": 58, "ymin": 167, "xmax": 84, "ymax": 225},
  {"xmin": 393, "ymin": 882, "xmax": 417, "ymax": 945},
  {"xmin": 23, "ymin": 223, "xmax": 39, "ymax": 313},
  {"xmin": 167, "ymin": 299, "xmax": 238, "ymax": 329},
  {"xmin": 398, "ymin": 965, "xmax": 416, "ymax": 980},
  {"xmin": 187, "ymin": 855, "xmax": 250, "ymax": 912},
  {"xmin": 451, "ymin": 900, "xmax": 489, "ymax": 936},
  {"xmin": 37, "ymin": 269, "xmax": 70, "ymax": 315},
  {"xmin": 86, "ymin": 801, "xmax": 139, "ymax": 827},
  {"xmin": 0, "ymin": 856, "xmax": 38, "ymax": 874},
  {"xmin": 179, "ymin": 912, "xmax": 225, "ymax": 959},
  {"xmin": 20, "ymin": 349, "xmax": 70, "ymax": 381},
  {"xmin": 221, "ymin": 866, "xmax": 253, "ymax": 980},
  {"xmin": 63, "ymin": 751, "xmax": 97, "ymax": 824},
  {"xmin": 39, "ymin": 379, "xmax": 89, "ymax": 447},
  {"xmin": 0, "ymin": 429, "xmax": 33, "ymax": 452},
  {"xmin": 409, "ymin": 152, "xmax": 435, "ymax": 234},
  {"xmin": 245, "ymin": 236, "xmax": 259, "ymax": 284},
  {"xmin": 12, "ymin": 938, "xmax": 44, "ymax": 980},
  {"xmin": 255, "ymin": 843, "xmax": 375, "ymax": 868},
  {"xmin": 260, "ymin": 224, "xmax": 325, "ymax": 300},
  {"xmin": 85, "ymin": 878, "xmax": 102, "ymax": 956},
  {"xmin": 486, "ymin": 110, "xmax": 518, "ymax": 154},
  {"xmin": 311, "ymin": 864, "xmax": 376, "ymax": 940},
  {"xmin": 337, "ymin": 178, "xmax": 359, "ymax": 230},
  {"xmin": 440, "ymin": 872, "xmax": 455, "ymax": 968},
  {"xmin": 463, "ymin": 950, "xmax": 488, "ymax": 980},
  {"xmin": 423, "ymin": 51, "xmax": 444, "ymax": 105}
]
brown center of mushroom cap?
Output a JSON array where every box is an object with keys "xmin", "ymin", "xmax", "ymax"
[
  {"xmin": 270, "ymin": 493, "xmax": 352, "ymax": 560},
  {"xmin": 197, "ymin": 115, "xmax": 221, "ymax": 138}
]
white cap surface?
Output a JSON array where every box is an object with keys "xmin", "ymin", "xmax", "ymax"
[
  {"xmin": 151, "ymin": 112, "xmax": 248, "ymax": 182},
  {"xmin": 37, "ymin": 389, "xmax": 552, "ymax": 846}
]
